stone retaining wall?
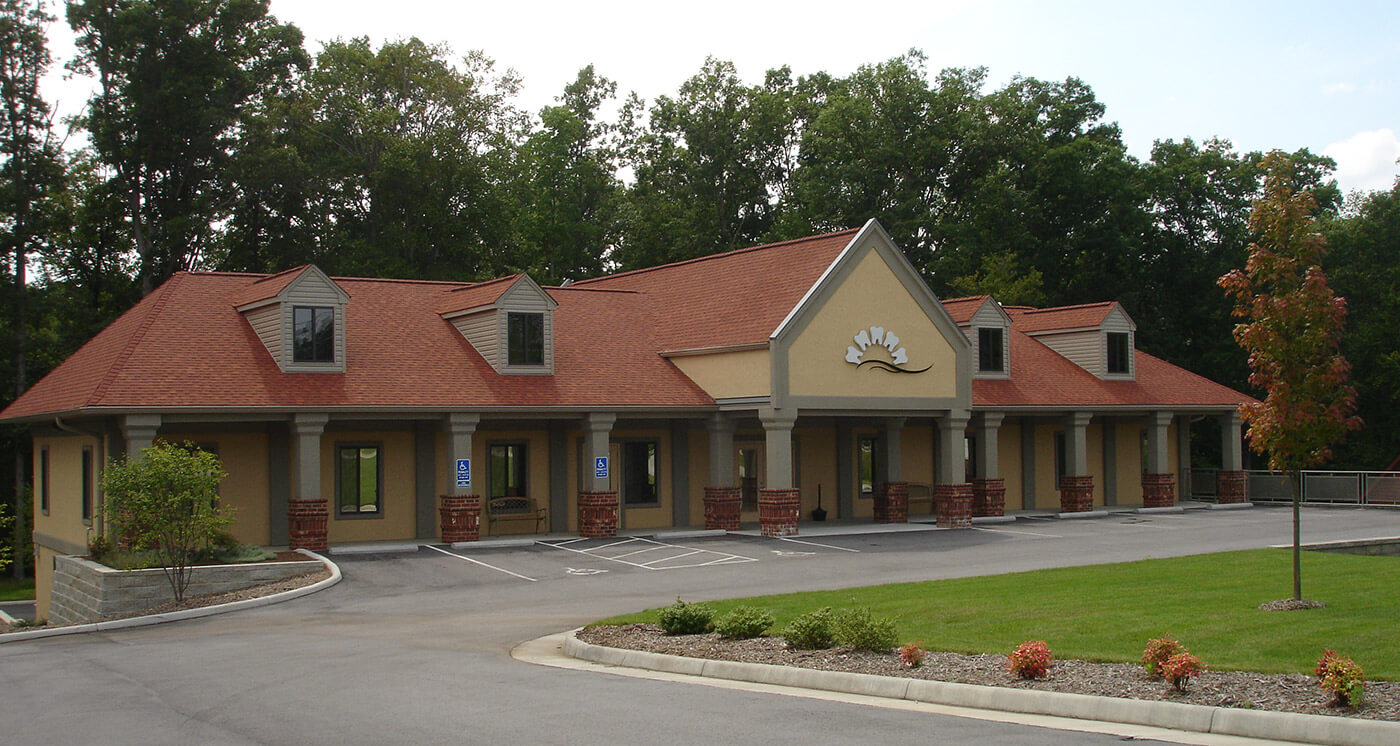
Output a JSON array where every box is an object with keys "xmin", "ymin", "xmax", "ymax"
[{"xmin": 49, "ymin": 555, "xmax": 322, "ymax": 626}]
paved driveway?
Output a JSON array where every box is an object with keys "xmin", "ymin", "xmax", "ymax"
[{"xmin": 4, "ymin": 506, "xmax": 1398, "ymax": 745}]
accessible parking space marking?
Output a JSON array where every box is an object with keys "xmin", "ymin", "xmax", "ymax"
[
  {"xmin": 423, "ymin": 544, "xmax": 537, "ymax": 582},
  {"xmin": 538, "ymin": 536, "xmax": 758, "ymax": 571},
  {"xmin": 971, "ymin": 526, "xmax": 1062, "ymax": 538},
  {"xmin": 771, "ymin": 536, "xmax": 860, "ymax": 553}
]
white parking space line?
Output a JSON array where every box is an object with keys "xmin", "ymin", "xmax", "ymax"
[
  {"xmin": 539, "ymin": 536, "xmax": 758, "ymax": 570},
  {"xmin": 772, "ymin": 536, "xmax": 860, "ymax": 553},
  {"xmin": 423, "ymin": 544, "xmax": 537, "ymax": 582},
  {"xmin": 641, "ymin": 549, "xmax": 703, "ymax": 566},
  {"xmin": 972, "ymin": 526, "xmax": 1061, "ymax": 538},
  {"xmin": 611, "ymin": 545, "xmax": 669, "ymax": 559}
]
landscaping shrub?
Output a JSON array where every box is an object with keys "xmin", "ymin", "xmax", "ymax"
[
  {"xmin": 1315, "ymin": 650, "xmax": 1365, "ymax": 707},
  {"xmin": 833, "ymin": 607, "xmax": 898, "ymax": 651},
  {"xmin": 899, "ymin": 642, "xmax": 925, "ymax": 669},
  {"xmin": 783, "ymin": 607, "xmax": 836, "ymax": 649},
  {"xmin": 657, "ymin": 598, "xmax": 715, "ymax": 635},
  {"xmin": 1161, "ymin": 652, "xmax": 1205, "ymax": 692},
  {"xmin": 713, "ymin": 606, "xmax": 774, "ymax": 639},
  {"xmin": 1007, "ymin": 640, "xmax": 1053, "ymax": 679},
  {"xmin": 1141, "ymin": 635, "xmax": 1186, "ymax": 679}
]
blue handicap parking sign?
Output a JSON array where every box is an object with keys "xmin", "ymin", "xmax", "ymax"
[
  {"xmin": 594, "ymin": 456, "xmax": 609, "ymax": 479},
  {"xmin": 455, "ymin": 458, "xmax": 471, "ymax": 488}
]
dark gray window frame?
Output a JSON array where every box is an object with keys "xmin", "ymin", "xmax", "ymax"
[
  {"xmin": 506, "ymin": 312, "xmax": 545, "ymax": 366},
  {"xmin": 81, "ymin": 445, "xmax": 93, "ymax": 524},
  {"xmin": 978, "ymin": 327, "xmax": 1005, "ymax": 372},
  {"xmin": 857, "ymin": 435, "xmax": 878, "ymax": 498},
  {"xmin": 40, "ymin": 446, "xmax": 50, "ymax": 515},
  {"xmin": 334, "ymin": 441, "xmax": 385, "ymax": 519},
  {"xmin": 293, "ymin": 305, "xmax": 336, "ymax": 363},
  {"xmin": 489, "ymin": 441, "xmax": 529, "ymax": 499},
  {"xmin": 1054, "ymin": 432, "xmax": 1066, "ymax": 490},
  {"xmin": 1106, "ymin": 332, "xmax": 1131, "ymax": 374},
  {"xmin": 619, "ymin": 439, "xmax": 661, "ymax": 507}
]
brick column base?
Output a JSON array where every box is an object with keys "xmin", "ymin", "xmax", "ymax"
[
  {"xmin": 875, "ymin": 482, "xmax": 909, "ymax": 523},
  {"xmin": 972, "ymin": 478, "xmax": 1006, "ymax": 517},
  {"xmin": 703, "ymin": 487, "xmax": 742, "ymax": 530},
  {"xmin": 1059, "ymin": 475, "xmax": 1094, "ymax": 512},
  {"xmin": 934, "ymin": 483, "xmax": 973, "ymax": 528},
  {"xmin": 1141, "ymin": 472, "xmax": 1176, "ymax": 508},
  {"xmin": 439, "ymin": 495, "xmax": 481, "ymax": 543},
  {"xmin": 578, "ymin": 491, "xmax": 619, "ymax": 538},
  {"xmin": 1216, "ymin": 470, "xmax": 1247, "ymax": 504},
  {"xmin": 288, "ymin": 499, "xmax": 329, "ymax": 552},
  {"xmin": 758, "ymin": 488, "xmax": 800, "ymax": 537}
]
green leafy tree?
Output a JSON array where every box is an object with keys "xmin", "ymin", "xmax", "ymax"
[
  {"xmin": 100, "ymin": 442, "xmax": 233, "ymax": 601},
  {"xmin": 67, "ymin": 0, "xmax": 307, "ymax": 294},
  {"xmin": 1218, "ymin": 151, "xmax": 1361, "ymax": 601}
]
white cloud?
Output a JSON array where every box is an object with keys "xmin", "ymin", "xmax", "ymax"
[
  {"xmin": 1324, "ymin": 129, "xmax": 1400, "ymax": 194},
  {"xmin": 1323, "ymin": 82, "xmax": 1357, "ymax": 95}
]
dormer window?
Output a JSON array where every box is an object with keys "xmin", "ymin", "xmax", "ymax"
[
  {"xmin": 293, "ymin": 306, "xmax": 335, "ymax": 363},
  {"xmin": 1106, "ymin": 332, "xmax": 1130, "ymax": 375},
  {"xmin": 507, "ymin": 312, "xmax": 545, "ymax": 365},
  {"xmin": 978, "ymin": 327, "xmax": 1004, "ymax": 373}
]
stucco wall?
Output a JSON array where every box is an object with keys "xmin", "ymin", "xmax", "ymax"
[
  {"xmin": 161, "ymin": 432, "xmax": 270, "ymax": 546},
  {"xmin": 322, "ymin": 430, "xmax": 417, "ymax": 543},
  {"xmin": 669, "ymin": 349, "xmax": 770, "ymax": 400}
]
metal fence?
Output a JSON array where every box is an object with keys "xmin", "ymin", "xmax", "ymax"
[{"xmin": 1190, "ymin": 468, "xmax": 1400, "ymax": 505}]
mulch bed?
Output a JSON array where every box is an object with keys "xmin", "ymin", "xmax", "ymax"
[{"xmin": 578, "ymin": 623, "xmax": 1399, "ymax": 722}]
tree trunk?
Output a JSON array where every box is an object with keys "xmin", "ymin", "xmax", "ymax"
[{"xmin": 1292, "ymin": 472, "xmax": 1302, "ymax": 601}]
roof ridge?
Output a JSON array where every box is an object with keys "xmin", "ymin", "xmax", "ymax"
[
  {"xmin": 246, "ymin": 264, "xmax": 310, "ymax": 285},
  {"xmin": 445, "ymin": 273, "xmax": 521, "ymax": 294},
  {"xmin": 1021, "ymin": 301, "xmax": 1116, "ymax": 315},
  {"xmin": 941, "ymin": 295, "xmax": 990, "ymax": 303},
  {"xmin": 548, "ymin": 286, "xmax": 640, "ymax": 295},
  {"xmin": 88, "ymin": 272, "xmax": 183, "ymax": 406},
  {"xmin": 572, "ymin": 228, "xmax": 859, "ymax": 286}
]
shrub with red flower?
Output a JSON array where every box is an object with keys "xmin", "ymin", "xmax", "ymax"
[
  {"xmin": 1141, "ymin": 635, "xmax": 1186, "ymax": 679},
  {"xmin": 1161, "ymin": 652, "xmax": 1206, "ymax": 692},
  {"xmin": 1315, "ymin": 649, "xmax": 1365, "ymax": 707},
  {"xmin": 1007, "ymin": 640, "xmax": 1053, "ymax": 680},
  {"xmin": 899, "ymin": 642, "xmax": 925, "ymax": 669}
]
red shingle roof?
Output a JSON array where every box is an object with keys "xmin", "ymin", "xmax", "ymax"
[
  {"xmin": 229, "ymin": 265, "xmax": 312, "ymax": 308},
  {"xmin": 941, "ymin": 295, "xmax": 991, "ymax": 324},
  {"xmin": 1008, "ymin": 302, "xmax": 1117, "ymax": 333}
]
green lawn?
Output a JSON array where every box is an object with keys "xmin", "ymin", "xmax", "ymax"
[
  {"xmin": 0, "ymin": 576, "xmax": 35, "ymax": 602},
  {"xmin": 599, "ymin": 548, "xmax": 1400, "ymax": 679}
]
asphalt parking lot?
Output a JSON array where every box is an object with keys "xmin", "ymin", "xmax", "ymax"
[{"xmin": 6, "ymin": 505, "xmax": 1400, "ymax": 745}]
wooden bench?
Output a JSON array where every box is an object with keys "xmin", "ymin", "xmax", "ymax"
[
  {"xmin": 907, "ymin": 482, "xmax": 934, "ymax": 515},
  {"xmin": 486, "ymin": 496, "xmax": 547, "ymax": 533}
]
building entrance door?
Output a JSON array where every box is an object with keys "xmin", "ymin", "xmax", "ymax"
[{"xmin": 737, "ymin": 444, "xmax": 764, "ymax": 519}]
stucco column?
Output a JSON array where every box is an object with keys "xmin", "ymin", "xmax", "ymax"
[
  {"xmin": 1059, "ymin": 412, "xmax": 1094, "ymax": 513},
  {"xmin": 935, "ymin": 410, "xmax": 972, "ymax": 528},
  {"xmin": 121, "ymin": 414, "xmax": 161, "ymax": 461},
  {"xmin": 703, "ymin": 415, "xmax": 740, "ymax": 530},
  {"xmin": 289, "ymin": 413, "xmax": 329, "ymax": 551},
  {"xmin": 875, "ymin": 417, "xmax": 908, "ymax": 523},
  {"xmin": 1142, "ymin": 411, "xmax": 1176, "ymax": 508},
  {"xmin": 1217, "ymin": 411, "xmax": 1247, "ymax": 504},
  {"xmin": 579, "ymin": 413, "xmax": 618, "ymax": 537},
  {"xmin": 972, "ymin": 412, "xmax": 1006, "ymax": 517},
  {"xmin": 441, "ymin": 413, "xmax": 481, "ymax": 543},
  {"xmin": 758, "ymin": 408, "xmax": 799, "ymax": 536}
]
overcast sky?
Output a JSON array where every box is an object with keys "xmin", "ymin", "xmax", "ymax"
[{"xmin": 42, "ymin": 0, "xmax": 1400, "ymax": 194}]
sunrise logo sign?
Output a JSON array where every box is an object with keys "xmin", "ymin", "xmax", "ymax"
[{"xmin": 844, "ymin": 326, "xmax": 931, "ymax": 374}]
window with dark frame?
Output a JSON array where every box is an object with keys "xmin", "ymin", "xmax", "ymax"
[
  {"xmin": 40, "ymin": 446, "xmax": 50, "ymax": 514},
  {"xmin": 81, "ymin": 445, "xmax": 93, "ymax": 521},
  {"xmin": 622, "ymin": 441, "xmax": 659, "ymax": 506},
  {"xmin": 336, "ymin": 445, "xmax": 381, "ymax": 515},
  {"xmin": 858, "ymin": 436, "xmax": 878, "ymax": 496},
  {"xmin": 965, "ymin": 435, "xmax": 976, "ymax": 482},
  {"xmin": 293, "ymin": 306, "xmax": 335, "ymax": 363},
  {"xmin": 507, "ymin": 312, "xmax": 545, "ymax": 366},
  {"xmin": 978, "ymin": 327, "xmax": 1005, "ymax": 372},
  {"xmin": 1054, "ymin": 432, "xmax": 1066, "ymax": 490},
  {"xmin": 489, "ymin": 443, "xmax": 527, "ymax": 498},
  {"xmin": 1107, "ymin": 332, "xmax": 1130, "ymax": 374}
]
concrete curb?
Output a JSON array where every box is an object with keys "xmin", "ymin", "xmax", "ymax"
[
  {"xmin": 0, "ymin": 549, "xmax": 341, "ymax": 644},
  {"xmin": 1135, "ymin": 506, "xmax": 1186, "ymax": 515},
  {"xmin": 1206, "ymin": 502, "xmax": 1255, "ymax": 511},
  {"xmin": 1056, "ymin": 510, "xmax": 1110, "ymax": 520},
  {"xmin": 563, "ymin": 632, "xmax": 1399, "ymax": 746}
]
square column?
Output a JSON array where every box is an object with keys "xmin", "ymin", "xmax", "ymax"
[
  {"xmin": 289, "ymin": 414, "xmax": 329, "ymax": 551},
  {"xmin": 874, "ymin": 417, "xmax": 908, "ymax": 523},
  {"xmin": 703, "ymin": 415, "xmax": 740, "ymax": 530},
  {"xmin": 972, "ymin": 412, "xmax": 1006, "ymax": 517},
  {"xmin": 441, "ymin": 414, "xmax": 481, "ymax": 543},
  {"xmin": 1059, "ymin": 412, "xmax": 1094, "ymax": 513},
  {"xmin": 935, "ymin": 410, "xmax": 972, "ymax": 528},
  {"xmin": 1141, "ymin": 411, "xmax": 1176, "ymax": 508},
  {"xmin": 579, "ymin": 413, "xmax": 618, "ymax": 537},
  {"xmin": 759, "ymin": 408, "xmax": 799, "ymax": 536},
  {"xmin": 1217, "ymin": 412, "xmax": 1247, "ymax": 503},
  {"xmin": 121, "ymin": 414, "xmax": 161, "ymax": 461}
]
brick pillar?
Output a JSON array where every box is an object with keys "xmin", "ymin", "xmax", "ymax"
[
  {"xmin": 934, "ymin": 483, "xmax": 973, "ymax": 528},
  {"xmin": 1216, "ymin": 470, "xmax": 1247, "ymax": 504},
  {"xmin": 758, "ymin": 488, "xmax": 800, "ymax": 537},
  {"xmin": 703, "ymin": 487, "xmax": 741, "ymax": 530},
  {"xmin": 578, "ymin": 491, "xmax": 619, "ymax": 538},
  {"xmin": 1141, "ymin": 472, "xmax": 1176, "ymax": 508},
  {"xmin": 1059, "ymin": 475, "xmax": 1094, "ymax": 513},
  {"xmin": 876, "ymin": 482, "xmax": 908, "ymax": 523},
  {"xmin": 287, "ymin": 499, "xmax": 329, "ymax": 551},
  {"xmin": 439, "ymin": 495, "xmax": 481, "ymax": 543},
  {"xmin": 972, "ymin": 478, "xmax": 1006, "ymax": 517}
]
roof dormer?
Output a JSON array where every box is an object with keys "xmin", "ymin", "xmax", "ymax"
[
  {"xmin": 234, "ymin": 265, "xmax": 350, "ymax": 373},
  {"xmin": 440, "ymin": 274, "xmax": 557, "ymax": 375},
  {"xmin": 1016, "ymin": 302, "xmax": 1137, "ymax": 380},
  {"xmin": 952, "ymin": 296, "xmax": 1013, "ymax": 379}
]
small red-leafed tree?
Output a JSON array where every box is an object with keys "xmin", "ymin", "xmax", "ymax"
[{"xmin": 1219, "ymin": 151, "xmax": 1361, "ymax": 602}]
